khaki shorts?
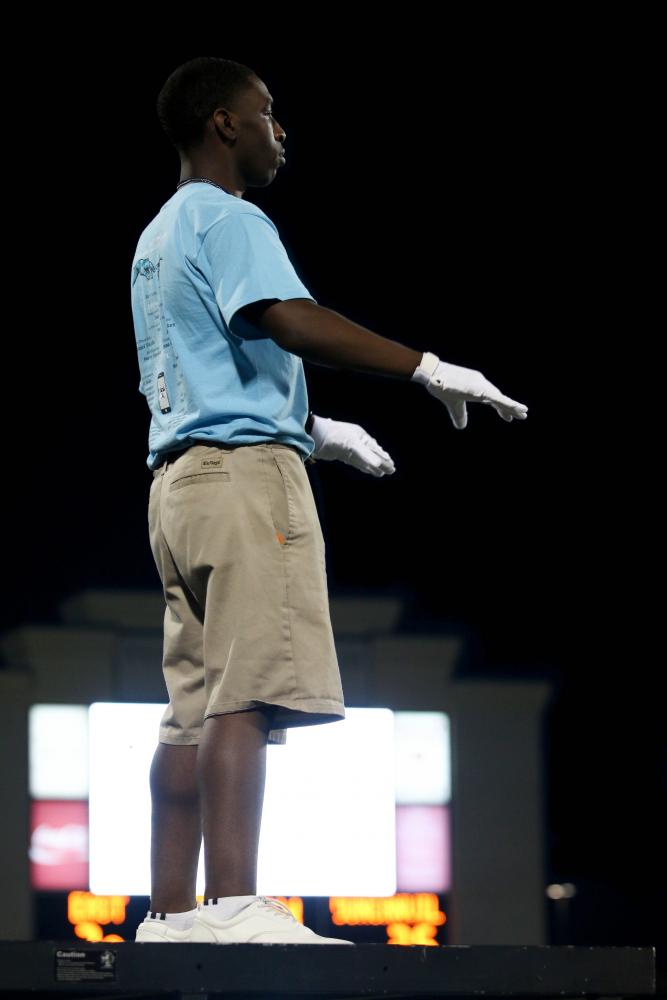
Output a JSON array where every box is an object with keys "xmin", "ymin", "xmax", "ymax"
[{"xmin": 147, "ymin": 441, "xmax": 345, "ymax": 746}]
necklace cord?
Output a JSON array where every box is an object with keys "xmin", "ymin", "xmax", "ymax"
[{"xmin": 177, "ymin": 177, "xmax": 228, "ymax": 193}]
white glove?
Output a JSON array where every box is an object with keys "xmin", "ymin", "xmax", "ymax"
[
  {"xmin": 411, "ymin": 351, "xmax": 528, "ymax": 430},
  {"xmin": 309, "ymin": 415, "xmax": 396, "ymax": 476}
]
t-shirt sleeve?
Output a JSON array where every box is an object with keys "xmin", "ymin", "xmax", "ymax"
[{"xmin": 198, "ymin": 210, "xmax": 317, "ymax": 331}]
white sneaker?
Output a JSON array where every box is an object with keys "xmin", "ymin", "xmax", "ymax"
[{"xmin": 191, "ymin": 896, "xmax": 355, "ymax": 945}]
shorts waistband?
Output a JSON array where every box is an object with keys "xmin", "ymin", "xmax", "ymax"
[{"xmin": 153, "ymin": 440, "xmax": 305, "ymax": 473}]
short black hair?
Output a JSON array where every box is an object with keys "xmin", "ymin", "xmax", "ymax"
[{"xmin": 157, "ymin": 56, "xmax": 257, "ymax": 153}]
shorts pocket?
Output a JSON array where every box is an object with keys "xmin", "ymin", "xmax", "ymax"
[
  {"xmin": 266, "ymin": 452, "xmax": 294, "ymax": 544},
  {"xmin": 169, "ymin": 471, "xmax": 231, "ymax": 491}
]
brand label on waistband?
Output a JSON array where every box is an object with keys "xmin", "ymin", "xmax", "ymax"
[{"xmin": 201, "ymin": 458, "xmax": 223, "ymax": 468}]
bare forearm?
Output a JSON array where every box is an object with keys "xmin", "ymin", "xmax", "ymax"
[{"xmin": 270, "ymin": 302, "xmax": 423, "ymax": 380}]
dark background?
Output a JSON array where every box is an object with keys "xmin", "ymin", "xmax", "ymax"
[{"xmin": 4, "ymin": 14, "xmax": 662, "ymax": 965}]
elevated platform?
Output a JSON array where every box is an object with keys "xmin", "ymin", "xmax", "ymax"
[{"xmin": 0, "ymin": 940, "xmax": 656, "ymax": 999}]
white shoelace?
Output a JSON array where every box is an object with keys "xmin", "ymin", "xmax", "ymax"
[{"xmin": 258, "ymin": 896, "xmax": 297, "ymax": 920}]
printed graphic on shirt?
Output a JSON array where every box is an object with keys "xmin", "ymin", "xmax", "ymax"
[
  {"xmin": 132, "ymin": 244, "xmax": 188, "ymax": 447},
  {"xmin": 157, "ymin": 371, "xmax": 171, "ymax": 414},
  {"xmin": 136, "ymin": 258, "xmax": 158, "ymax": 279}
]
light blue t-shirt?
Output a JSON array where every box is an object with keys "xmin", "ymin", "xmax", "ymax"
[{"xmin": 130, "ymin": 182, "xmax": 317, "ymax": 470}]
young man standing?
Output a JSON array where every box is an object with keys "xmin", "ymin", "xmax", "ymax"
[{"xmin": 131, "ymin": 56, "xmax": 528, "ymax": 945}]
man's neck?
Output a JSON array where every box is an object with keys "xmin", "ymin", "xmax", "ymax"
[{"xmin": 179, "ymin": 161, "xmax": 243, "ymax": 198}]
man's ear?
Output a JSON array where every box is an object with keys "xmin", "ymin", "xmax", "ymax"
[{"xmin": 211, "ymin": 107, "xmax": 238, "ymax": 143}]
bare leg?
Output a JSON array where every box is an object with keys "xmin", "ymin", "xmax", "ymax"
[
  {"xmin": 147, "ymin": 707, "xmax": 272, "ymax": 910},
  {"xmin": 148, "ymin": 743, "xmax": 201, "ymax": 913},
  {"xmin": 197, "ymin": 708, "xmax": 272, "ymax": 897}
]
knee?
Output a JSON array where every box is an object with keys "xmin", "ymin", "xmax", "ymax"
[{"xmin": 149, "ymin": 743, "xmax": 200, "ymax": 803}]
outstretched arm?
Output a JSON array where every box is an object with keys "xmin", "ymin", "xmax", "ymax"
[
  {"xmin": 237, "ymin": 298, "xmax": 528, "ymax": 463},
  {"xmin": 251, "ymin": 299, "xmax": 528, "ymax": 430},
  {"xmin": 244, "ymin": 299, "xmax": 422, "ymax": 379}
]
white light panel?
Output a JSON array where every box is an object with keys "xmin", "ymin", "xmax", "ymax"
[
  {"xmin": 29, "ymin": 705, "xmax": 89, "ymax": 800},
  {"xmin": 88, "ymin": 703, "xmax": 397, "ymax": 898},
  {"xmin": 394, "ymin": 711, "xmax": 450, "ymax": 805}
]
